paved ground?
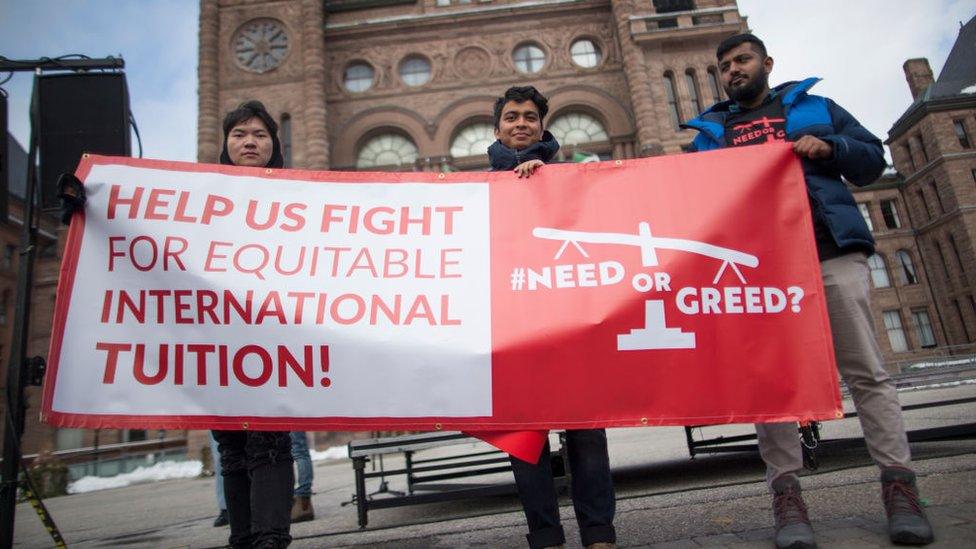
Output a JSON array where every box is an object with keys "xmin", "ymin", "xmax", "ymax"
[{"xmin": 13, "ymin": 384, "xmax": 976, "ymax": 548}]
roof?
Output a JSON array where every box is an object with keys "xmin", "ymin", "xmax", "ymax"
[
  {"xmin": 888, "ymin": 14, "xmax": 976, "ymax": 139},
  {"xmin": 925, "ymin": 14, "xmax": 976, "ymax": 100}
]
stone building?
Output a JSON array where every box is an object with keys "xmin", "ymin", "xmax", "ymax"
[
  {"xmin": 855, "ymin": 15, "xmax": 976, "ymax": 361},
  {"xmin": 196, "ymin": 0, "xmax": 748, "ymax": 172}
]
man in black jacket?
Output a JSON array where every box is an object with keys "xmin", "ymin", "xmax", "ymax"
[
  {"xmin": 685, "ymin": 34, "xmax": 934, "ymax": 549},
  {"xmin": 488, "ymin": 86, "xmax": 617, "ymax": 549}
]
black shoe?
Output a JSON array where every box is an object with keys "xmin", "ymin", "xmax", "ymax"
[
  {"xmin": 771, "ymin": 476, "xmax": 816, "ymax": 549},
  {"xmin": 213, "ymin": 509, "xmax": 229, "ymax": 527},
  {"xmin": 881, "ymin": 467, "xmax": 934, "ymax": 545}
]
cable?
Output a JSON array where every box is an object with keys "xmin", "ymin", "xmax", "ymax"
[
  {"xmin": 129, "ymin": 111, "xmax": 143, "ymax": 158},
  {"xmin": 0, "ymin": 72, "xmax": 12, "ymax": 86}
]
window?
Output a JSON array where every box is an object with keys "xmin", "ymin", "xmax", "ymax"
[
  {"xmin": 280, "ymin": 113, "xmax": 292, "ymax": 168},
  {"xmin": 954, "ymin": 119, "xmax": 971, "ymax": 149},
  {"xmin": 685, "ymin": 70, "xmax": 701, "ymax": 115},
  {"xmin": 123, "ymin": 429, "xmax": 147, "ymax": 442},
  {"xmin": 570, "ymin": 39, "xmax": 601, "ymax": 68},
  {"xmin": 935, "ymin": 241, "xmax": 952, "ymax": 280},
  {"xmin": 895, "ymin": 250, "xmax": 918, "ymax": 285},
  {"xmin": 3, "ymin": 245, "xmax": 14, "ymax": 270},
  {"xmin": 902, "ymin": 143, "xmax": 916, "ymax": 171},
  {"xmin": 955, "ymin": 300, "xmax": 974, "ymax": 342},
  {"xmin": 930, "ymin": 181, "xmax": 944, "ymax": 213},
  {"xmin": 513, "ymin": 44, "xmax": 546, "ymax": 73},
  {"xmin": 653, "ymin": 0, "xmax": 695, "ymax": 12},
  {"xmin": 916, "ymin": 134, "xmax": 929, "ymax": 162},
  {"xmin": 880, "ymin": 199, "xmax": 901, "ymax": 229},
  {"xmin": 867, "ymin": 254, "xmax": 891, "ymax": 288},
  {"xmin": 916, "ymin": 189, "xmax": 931, "ymax": 220},
  {"xmin": 355, "ymin": 133, "xmax": 419, "ymax": 168},
  {"xmin": 344, "ymin": 62, "xmax": 374, "ymax": 92},
  {"xmin": 56, "ymin": 428, "xmax": 85, "ymax": 451},
  {"xmin": 911, "ymin": 309, "xmax": 937, "ymax": 348},
  {"xmin": 547, "ymin": 113, "xmax": 609, "ymax": 147},
  {"xmin": 399, "ymin": 56, "xmax": 431, "ymax": 87},
  {"xmin": 664, "ymin": 72, "xmax": 682, "ymax": 131},
  {"xmin": 0, "ymin": 290, "xmax": 9, "ymax": 325},
  {"xmin": 450, "ymin": 123, "xmax": 495, "ymax": 158},
  {"xmin": 857, "ymin": 202, "xmax": 873, "ymax": 231},
  {"xmin": 883, "ymin": 310, "xmax": 909, "ymax": 352},
  {"xmin": 949, "ymin": 234, "xmax": 966, "ymax": 273},
  {"xmin": 706, "ymin": 68, "xmax": 722, "ymax": 102}
]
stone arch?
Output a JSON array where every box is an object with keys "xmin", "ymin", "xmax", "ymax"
[
  {"xmin": 544, "ymin": 85, "xmax": 635, "ymax": 139},
  {"xmin": 432, "ymin": 95, "xmax": 497, "ymax": 155},
  {"xmin": 332, "ymin": 106, "xmax": 432, "ymax": 167}
]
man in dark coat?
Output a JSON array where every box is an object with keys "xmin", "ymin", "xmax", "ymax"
[
  {"xmin": 684, "ymin": 34, "xmax": 934, "ymax": 549},
  {"xmin": 487, "ymin": 85, "xmax": 617, "ymax": 549}
]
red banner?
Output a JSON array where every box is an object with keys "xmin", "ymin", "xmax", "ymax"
[{"xmin": 43, "ymin": 143, "xmax": 842, "ymax": 433}]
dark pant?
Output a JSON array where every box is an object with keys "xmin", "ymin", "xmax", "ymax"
[
  {"xmin": 213, "ymin": 430, "xmax": 294, "ymax": 549},
  {"xmin": 510, "ymin": 429, "xmax": 616, "ymax": 548}
]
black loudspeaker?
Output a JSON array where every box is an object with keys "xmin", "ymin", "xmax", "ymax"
[{"xmin": 33, "ymin": 72, "xmax": 130, "ymax": 210}]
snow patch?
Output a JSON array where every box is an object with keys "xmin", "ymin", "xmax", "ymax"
[
  {"xmin": 961, "ymin": 83, "xmax": 976, "ymax": 94},
  {"xmin": 310, "ymin": 445, "xmax": 347, "ymax": 462},
  {"xmin": 68, "ymin": 460, "xmax": 202, "ymax": 494}
]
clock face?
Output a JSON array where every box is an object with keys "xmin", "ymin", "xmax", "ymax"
[{"xmin": 233, "ymin": 19, "xmax": 289, "ymax": 73}]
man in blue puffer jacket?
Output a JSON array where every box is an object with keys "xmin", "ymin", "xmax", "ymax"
[{"xmin": 684, "ymin": 34, "xmax": 934, "ymax": 549}]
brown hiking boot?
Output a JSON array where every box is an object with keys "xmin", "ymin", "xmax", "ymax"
[
  {"xmin": 881, "ymin": 467, "xmax": 934, "ymax": 545},
  {"xmin": 290, "ymin": 495, "xmax": 314, "ymax": 523},
  {"xmin": 771, "ymin": 476, "xmax": 816, "ymax": 549}
]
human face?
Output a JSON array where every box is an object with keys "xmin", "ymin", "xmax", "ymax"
[
  {"xmin": 227, "ymin": 117, "xmax": 273, "ymax": 167},
  {"xmin": 718, "ymin": 42, "xmax": 773, "ymax": 108},
  {"xmin": 494, "ymin": 100, "xmax": 543, "ymax": 150}
]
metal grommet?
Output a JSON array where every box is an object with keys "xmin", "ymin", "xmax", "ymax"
[
  {"xmin": 265, "ymin": 168, "xmax": 273, "ymax": 174},
  {"xmin": 82, "ymin": 153, "xmax": 91, "ymax": 158},
  {"xmin": 614, "ymin": 160, "xmax": 623, "ymax": 166},
  {"xmin": 640, "ymin": 417, "xmax": 649, "ymax": 425},
  {"xmin": 835, "ymin": 411, "xmax": 844, "ymax": 419},
  {"xmin": 434, "ymin": 423, "xmax": 442, "ymax": 430},
  {"xmin": 242, "ymin": 422, "xmax": 249, "ymax": 430},
  {"xmin": 437, "ymin": 173, "xmax": 445, "ymax": 179}
]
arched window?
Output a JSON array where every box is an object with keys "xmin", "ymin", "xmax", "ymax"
[
  {"xmin": 685, "ymin": 70, "xmax": 702, "ymax": 116},
  {"xmin": 513, "ymin": 43, "xmax": 546, "ymax": 74},
  {"xmin": 344, "ymin": 62, "xmax": 374, "ymax": 92},
  {"xmin": 895, "ymin": 249, "xmax": 918, "ymax": 285},
  {"xmin": 450, "ymin": 123, "xmax": 495, "ymax": 158},
  {"xmin": 663, "ymin": 72, "xmax": 682, "ymax": 131},
  {"xmin": 867, "ymin": 254, "xmax": 891, "ymax": 288},
  {"xmin": 280, "ymin": 113, "xmax": 292, "ymax": 168},
  {"xmin": 547, "ymin": 113, "xmax": 609, "ymax": 147},
  {"xmin": 707, "ymin": 67, "xmax": 722, "ymax": 102},
  {"xmin": 355, "ymin": 133, "xmax": 419, "ymax": 168}
]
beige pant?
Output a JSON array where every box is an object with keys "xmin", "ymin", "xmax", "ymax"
[{"xmin": 755, "ymin": 252, "xmax": 911, "ymax": 487}]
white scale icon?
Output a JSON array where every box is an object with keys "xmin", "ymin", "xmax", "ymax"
[{"xmin": 532, "ymin": 222, "xmax": 759, "ymax": 351}]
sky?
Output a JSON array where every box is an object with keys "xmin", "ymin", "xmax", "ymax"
[{"xmin": 0, "ymin": 0, "xmax": 974, "ymax": 164}]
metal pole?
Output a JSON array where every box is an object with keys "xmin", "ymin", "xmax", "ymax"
[{"xmin": 0, "ymin": 70, "xmax": 41, "ymax": 547}]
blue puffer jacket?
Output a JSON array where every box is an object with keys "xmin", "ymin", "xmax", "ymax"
[{"xmin": 682, "ymin": 78, "xmax": 884, "ymax": 254}]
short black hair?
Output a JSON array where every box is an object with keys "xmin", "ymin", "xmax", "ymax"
[
  {"xmin": 222, "ymin": 100, "xmax": 279, "ymax": 137},
  {"xmin": 492, "ymin": 86, "xmax": 549, "ymax": 129},
  {"xmin": 219, "ymin": 100, "xmax": 284, "ymax": 168},
  {"xmin": 716, "ymin": 33, "xmax": 767, "ymax": 60}
]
